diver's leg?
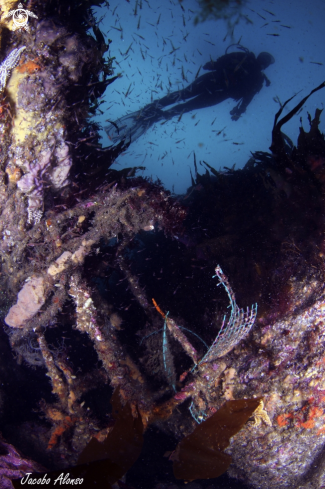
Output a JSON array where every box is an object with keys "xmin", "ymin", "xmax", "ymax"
[
  {"xmin": 155, "ymin": 90, "xmax": 183, "ymax": 108},
  {"xmin": 155, "ymin": 72, "xmax": 221, "ymax": 108},
  {"xmin": 180, "ymin": 72, "xmax": 221, "ymax": 101},
  {"xmin": 133, "ymin": 73, "xmax": 224, "ymax": 127},
  {"xmin": 163, "ymin": 90, "xmax": 228, "ymax": 119}
]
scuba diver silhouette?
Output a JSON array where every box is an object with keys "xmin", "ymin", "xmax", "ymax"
[{"xmin": 105, "ymin": 45, "xmax": 275, "ymax": 144}]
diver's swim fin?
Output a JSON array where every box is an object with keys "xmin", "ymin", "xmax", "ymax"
[
  {"xmin": 105, "ymin": 110, "xmax": 150, "ymax": 144},
  {"xmin": 105, "ymin": 104, "xmax": 165, "ymax": 145}
]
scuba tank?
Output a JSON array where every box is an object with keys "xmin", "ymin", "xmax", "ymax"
[{"xmin": 203, "ymin": 44, "xmax": 255, "ymax": 89}]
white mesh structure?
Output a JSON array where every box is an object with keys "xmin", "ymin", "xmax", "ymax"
[{"xmin": 200, "ymin": 266, "xmax": 257, "ymax": 364}]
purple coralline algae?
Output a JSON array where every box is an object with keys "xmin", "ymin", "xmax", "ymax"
[{"xmin": 0, "ymin": 435, "xmax": 44, "ymax": 489}]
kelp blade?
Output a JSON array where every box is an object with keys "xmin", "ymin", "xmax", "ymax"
[
  {"xmin": 173, "ymin": 398, "xmax": 261, "ymax": 481},
  {"xmin": 77, "ymin": 387, "xmax": 143, "ymax": 484}
]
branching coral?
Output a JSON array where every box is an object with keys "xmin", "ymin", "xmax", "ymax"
[
  {"xmin": 4, "ymin": 255, "xmax": 257, "ymax": 459},
  {"xmin": 0, "ymin": 175, "xmax": 187, "ymax": 462}
]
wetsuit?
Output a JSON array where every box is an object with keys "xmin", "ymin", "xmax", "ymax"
[
  {"xmin": 149, "ymin": 51, "xmax": 271, "ymax": 121},
  {"xmin": 105, "ymin": 50, "xmax": 273, "ymax": 144}
]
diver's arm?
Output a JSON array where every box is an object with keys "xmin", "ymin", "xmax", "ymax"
[
  {"xmin": 263, "ymin": 73, "xmax": 271, "ymax": 86},
  {"xmin": 230, "ymin": 93, "xmax": 255, "ymax": 120},
  {"xmin": 230, "ymin": 74, "xmax": 264, "ymax": 120}
]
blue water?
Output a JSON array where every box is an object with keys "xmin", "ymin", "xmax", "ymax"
[{"xmin": 93, "ymin": 0, "xmax": 325, "ymax": 194}]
